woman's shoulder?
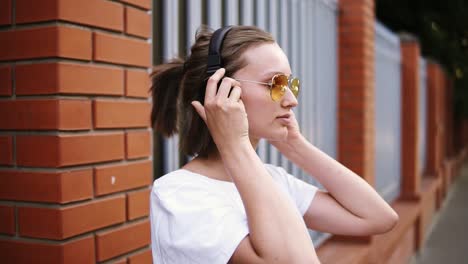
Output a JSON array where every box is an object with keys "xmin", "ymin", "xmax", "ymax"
[{"xmin": 151, "ymin": 169, "xmax": 234, "ymax": 199}]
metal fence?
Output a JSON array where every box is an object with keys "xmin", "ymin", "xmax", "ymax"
[
  {"xmin": 152, "ymin": 0, "xmax": 338, "ymax": 246},
  {"xmin": 419, "ymin": 58, "xmax": 428, "ymax": 177},
  {"xmin": 374, "ymin": 21, "xmax": 402, "ymax": 202}
]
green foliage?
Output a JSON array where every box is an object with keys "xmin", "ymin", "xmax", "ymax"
[{"xmin": 377, "ymin": 0, "xmax": 468, "ymax": 119}]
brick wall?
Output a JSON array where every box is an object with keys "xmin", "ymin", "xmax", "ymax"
[{"xmin": 0, "ymin": 1, "xmax": 153, "ymax": 263}]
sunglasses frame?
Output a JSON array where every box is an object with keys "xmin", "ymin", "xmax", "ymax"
[{"xmin": 232, "ymin": 74, "xmax": 300, "ymax": 101}]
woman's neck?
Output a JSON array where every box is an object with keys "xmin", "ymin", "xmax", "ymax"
[{"xmin": 183, "ymin": 136, "xmax": 260, "ymax": 182}]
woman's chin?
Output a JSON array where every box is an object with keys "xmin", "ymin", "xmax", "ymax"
[{"xmin": 261, "ymin": 127, "xmax": 289, "ymax": 142}]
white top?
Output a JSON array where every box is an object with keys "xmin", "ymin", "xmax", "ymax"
[{"xmin": 150, "ymin": 163, "xmax": 318, "ymax": 264}]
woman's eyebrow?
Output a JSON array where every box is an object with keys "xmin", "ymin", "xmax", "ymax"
[{"xmin": 261, "ymin": 71, "xmax": 291, "ymax": 78}]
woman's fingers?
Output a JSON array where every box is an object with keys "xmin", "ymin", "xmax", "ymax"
[
  {"xmin": 228, "ymin": 86, "xmax": 242, "ymax": 102},
  {"xmin": 205, "ymin": 68, "xmax": 226, "ymax": 101},
  {"xmin": 216, "ymin": 77, "xmax": 240, "ymax": 99}
]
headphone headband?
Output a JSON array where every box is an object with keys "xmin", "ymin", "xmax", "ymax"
[{"xmin": 206, "ymin": 26, "xmax": 234, "ymax": 75}]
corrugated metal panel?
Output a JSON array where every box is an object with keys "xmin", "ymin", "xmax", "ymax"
[
  {"xmin": 186, "ymin": 0, "xmax": 202, "ymax": 53},
  {"xmin": 206, "ymin": 0, "xmax": 222, "ymax": 28},
  {"xmin": 307, "ymin": 0, "xmax": 337, "ymax": 244},
  {"xmin": 314, "ymin": 0, "xmax": 338, "ymax": 159},
  {"xmin": 224, "ymin": 0, "xmax": 239, "ymax": 25},
  {"xmin": 240, "ymin": 0, "xmax": 254, "ymax": 25},
  {"xmin": 419, "ymin": 58, "xmax": 428, "ymax": 176},
  {"xmin": 161, "ymin": 0, "xmax": 180, "ymax": 173},
  {"xmin": 374, "ymin": 21, "xmax": 402, "ymax": 202},
  {"xmin": 254, "ymin": 0, "xmax": 268, "ymax": 29}
]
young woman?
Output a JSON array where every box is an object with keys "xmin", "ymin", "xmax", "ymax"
[{"xmin": 149, "ymin": 25, "xmax": 398, "ymax": 264}]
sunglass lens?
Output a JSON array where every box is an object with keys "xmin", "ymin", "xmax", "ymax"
[
  {"xmin": 271, "ymin": 74, "xmax": 288, "ymax": 101},
  {"xmin": 291, "ymin": 78, "xmax": 300, "ymax": 98}
]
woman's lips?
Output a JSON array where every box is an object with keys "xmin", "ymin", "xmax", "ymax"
[
  {"xmin": 276, "ymin": 114, "xmax": 291, "ymax": 124},
  {"xmin": 276, "ymin": 114, "xmax": 291, "ymax": 119}
]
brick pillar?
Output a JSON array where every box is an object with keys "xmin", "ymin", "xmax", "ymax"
[
  {"xmin": 399, "ymin": 34, "xmax": 421, "ymax": 200},
  {"xmin": 438, "ymin": 70, "xmax": 447, "ymax": 164},
  {"xmin": 445, "ymin": 78, "xmax": 455, "ymax": 157},
  {"xmin": 426, "ymin": 61, "xmax": 443, "ymax": 176},
  {"xmin": 438, "ymin": 70, "xmax": 449, "ymax": 195},
  {"xmin": 0, "ymin": 1, "xmax": 153, "ymax": 263},
  {"xmin": 338, "ymin": 0, "xmax": 376, "ymax": 186}
]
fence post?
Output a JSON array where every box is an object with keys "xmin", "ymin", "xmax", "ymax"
[
  {"xmin": 426, "ymin": 61, "xmax": 443, "ymax": 177},
  {"xmin": 338, "ymin": 0, "xmax": 376, "ymax": 186},
  {"xmin": 334, "ymin": 0, "xmax": 375, "ymax": 244},
  {"xmin": 445, "ymin": 78, "xmax": 455, "ymax": 158},
  {"xmin": 399, "ymin": 33, "xmax": 422, "ymax": 200}
]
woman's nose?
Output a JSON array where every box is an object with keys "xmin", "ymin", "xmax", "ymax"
[{"xmin": 280, "ymin": 87, "xmax": 298, "ymax": 108}]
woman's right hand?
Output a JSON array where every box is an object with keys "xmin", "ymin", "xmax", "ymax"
[{"xmin": 191, "ymin": 68, "xmax": 250, "ymax": 152}]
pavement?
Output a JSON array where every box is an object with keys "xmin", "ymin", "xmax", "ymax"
[{"xmin": 410, "ymin": 164, "xmax": 468, "ymax": 264}]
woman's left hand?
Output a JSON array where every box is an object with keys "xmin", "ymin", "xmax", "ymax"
[{"xmin": 269, "ymin": 111, "xmax": 305, "ymax": 154}]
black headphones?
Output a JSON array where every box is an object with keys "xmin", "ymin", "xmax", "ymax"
[{"xmin": 206, "ymin": 26, "xmax": 234, "ymax": 76}]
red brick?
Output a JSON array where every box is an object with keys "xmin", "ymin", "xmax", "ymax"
[
  {"xmin": 93, "ymin": 32, "xmax": 150, "ymax": 67},
  {"xmin": 125, "ymin": 6, "xmax": 151, "ymax": 38},
  {"xmin": 94, "ymin": 160, "xmax": 152, "ymax": 196},
  {"xmin": 0, "ymin": 26, "xmax": 92, "ymax": 61},
  {"xmin": 0, "ymin": 135, "xmax": 13, "ymax": 165},
  {"xmin": 18, "ymin": 196, "xmax": 125, "ymax": 239},
  {"xmin": 0, "ymin": 0, "xmax": 11, "ymax": 25},
  {"xmin": 0, "ymin": 99, "xmax": 91, "ymax": 130},
  {"xmin": 0, "ymin": 205, "xmax": 15, "ymax": 235},
  {"xmin": 125, "ymin": 69, "xmax": 150, "ymax": 98},
  {"xmin": 0, "ymin": 235, "xmax": 95, "ymax": 264},
  {"xmin": 0, "ymin": 169, "xmax": 93, "ymax": 203},
  {"xmin": 16, "ymin": 133, "xmax": 124, "ymax": 167},
  {"xmin": 93, "ymin": 100, "xmax": 151, "ymax": 129},
  {"xmin": 127, "ymin": 188, "xmax": 150, "ymax": 220},
  {"xmin": 126, "ymin": 130, "xmax": 151, "ymax": 159},
  {"xmin": 112, "ymin": 258, "xmax": 128, "ymax": 264},
  {"xmin": 120, "ymin": 0, "xmax": 151, "ymax": 10},
  {"xmin": 16, "ymin": 0, "xmax": 123, "ymax": 31},
  {"xmin": 128, "ymin": 249, "xmax": 152, "ymax": 264},
  {"xmin": 16, "ymin": 62, "xmax": 124, "ymax": 96},
  {"xmin": 0, "ymin": 66, "xmax": 12, "ymax": 96},
  {"xmin": 96, "ymin": 220, "xmax": 151, "ymax": 261}
]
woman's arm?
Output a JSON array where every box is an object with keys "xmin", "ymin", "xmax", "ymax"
[
  {"xmin": 222, "ymin": 140, "xmax": 319, "ymax": 263},
  {"xmin": 192, "ymin": 68, "xmax": 319, "ymax": 264},
  {"xmin": 272, "ymin": 134, "xmax": 399, "ymax": 235}
]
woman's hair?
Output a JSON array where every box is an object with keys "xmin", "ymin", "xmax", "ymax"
[{"xmin": 150, "ymin": 25, "xmax": 275, "ymax": 157}]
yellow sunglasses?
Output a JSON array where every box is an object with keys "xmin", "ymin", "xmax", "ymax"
[{"xmin": 233, "ymin": 74, "xmax": 300, "ymax": 101}]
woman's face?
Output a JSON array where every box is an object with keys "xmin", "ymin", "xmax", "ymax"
[{"xmin": 232, "ymin": 42, "xmax": 298, "ymax": 142}]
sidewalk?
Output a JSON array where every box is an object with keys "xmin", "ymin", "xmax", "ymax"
[{"xmin": 410, "ymin": 164, "xmax": 468, "ymax": 264}]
